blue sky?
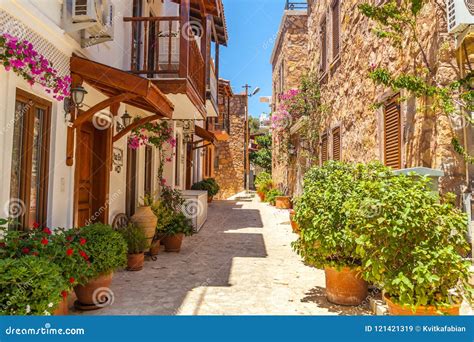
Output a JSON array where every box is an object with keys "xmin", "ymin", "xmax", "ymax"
[{"xmin": 220, "ymin": 0, "xmax": 288, "ymax": 118}]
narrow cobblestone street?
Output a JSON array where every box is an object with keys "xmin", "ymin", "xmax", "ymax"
[{"xmin": 82, "ymin": 198, "xmax": 371, "ymax": 315}]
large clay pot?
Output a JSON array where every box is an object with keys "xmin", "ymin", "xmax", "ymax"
[
  {"xmin": 384, "ymin": 294, "xmax": 460, "ymax": 316},
  {"xmin": 325, "ymin": 267, "xmax": 368, "ymax": 306},
  {"xmin": 289, "ymin": 209, "xmax": 300, "ymax": 233},
  {"xmin": 257, "ymin": 192, "xmax": 265, "ymax": 202},
  {"xmin": 74, "ymin": 273, "xmax": 113, "ymax": 308},
  {"xmin": 127, "ymin": 253, "xmax": 145, "ymax": 271},
  {"xmin": 53, "ymin": 294, "xmax": 69, "ymax": 315},
  {"xmin": 131, "ymin": 206, "xmax": 158, "ymax": 247},
  {"xmin": 275, "ymin": 196, "xmax": 292, "ymax": 209},
  {"xmin": 163, "ymin": 233, "xmax": 184, "ymax": 252}
]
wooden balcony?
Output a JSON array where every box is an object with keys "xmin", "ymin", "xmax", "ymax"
[
  {"xmin": 124, "ymin": 16, "xmax": 207, "ymax": 116},
  {"xmin": 206, "ymin": 59, "xmax": 219, "ymax": 116}
]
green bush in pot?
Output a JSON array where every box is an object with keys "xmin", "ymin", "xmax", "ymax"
[
  {"xmin": 255, "ymin": 172, "xmax": 273, "ymax": 195},
  {"xmin": 0, "ymin": 256, "xmax": 65, "ymax": 315},
  {"xmin": 191, "ymin": 178, "xmax": 220, "ymax": 197},
  {"xmin": 265, "ymin": 188, "xmax": 283, "ymax": 206},
  {"xmin": 345, "ymin": 172, "xmax": 473, "ymax": 312},
  {"xmin": 75, "ymin": 223, "xmax": 127, "ymax": 283},
  {"xmin": 291, "ymin": 161, "xmax": 390, "ymax": 305}
]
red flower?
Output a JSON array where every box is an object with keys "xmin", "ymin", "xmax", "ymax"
[
  {"xmin": 32, "ymin": 222, "xmax": 40, "ymax": 229},
  {"xmin": 0, "ymin": 242, "xmax": 5, "ymax": 248},
  {"xmin": 79, "ymin": 238, "xmax": 86, "ymax": 246},
  {"xmin": 79, "ymin": 250, "xmax": 89, "ymax": 260},
  {"xmin": 66, "ymin": 248, "xmax": 74, "ymax": 256},
  {"xmin": 61, "ymin": 290, "xmax": 68, "ymax": 299},
  {"xmin": 32, "ymin": 252, "xmax": 39, "ymax": 256},
  {"xmin": 22, "ymin": 247, "xmax": 30, "ymax": 254},
  {"xmin": 69, "ymin": 277, "xmax": 75, "ymax": 284},
  {"xmin": 43, "ymin": 227, "xmax": 52, "ymax": 235},
  {"xmin": 40, "ymin": 238, "xmax": 48, "ymax": 245},
  {"xmin": 66, "ymin": 236, "xmax": 73, "ymax": 242}
]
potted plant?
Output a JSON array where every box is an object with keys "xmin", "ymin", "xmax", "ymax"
[
  {"xmin": 265, "ymin": 188, "xmax": 283, "ymax": 206},
  {"xmin": 191, "ymin": 178, "xmax": 220, "ymax": 203},
  {"xmin": 73, "ymin": 223, "xmax": 127, "ymax": 310},
  {"xmin": 120, "ymin": 223, "xmax": 149, "ymax": 271},
  {"xmin": 346, "ymin": 172, "xmax": 473, "ymax": 315},
  {"xmin": 292, "ymin": 162, "xmax": 387, "ymax": 305},
  {"xmin": 289, "ymin": 209, "xmax": 299, "ymax": 234},
  {"xmin": 255, "ymin": 172, "xmax": 272, "ymax": 201},
  {"xmin": 131, "ymin": 194, "xmax": 158, "ymax": 248},
  {"xmin": 275, "ymin": 194, "xmax": 292, "ymax": 209},
  {"xmin": 0, "ymin": 256, "xmax": 65, "ymax": 315},
  {"xmin": 162, "ymin": 212, "xmax": 194, "ymax": 252}
]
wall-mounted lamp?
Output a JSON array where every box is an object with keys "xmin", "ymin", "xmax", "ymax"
[
  {"xmin": 116, "ymin": 110, "xmax": 132, "ymax": 133},
  {"xmin": 64, "ymin": 85, "xmax": 88, "ymax": 123}
]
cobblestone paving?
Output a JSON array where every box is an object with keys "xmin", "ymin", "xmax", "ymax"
[{"xmin": 79, "ymin": 198, "xmax": 371, "ymax": 315}]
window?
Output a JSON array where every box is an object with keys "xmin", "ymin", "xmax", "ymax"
[
  {"xmin": 383, "ymin": 95, "xmax": 401, "ymax": 169},
  {"xmin": 331, "ymin": 0, "xmax": 341, "ymax": 59},
  {"xmin": 175, "ymin": 134, "xmax": 181, "ymax": 186},
  {"xmin": 9, "ymin": 89, "xmax": 51, "ymax": 230},
  {"xmin": 320, "ymin": 17, "xmax": 327, "ymax": 73},
  {"xmin": 332, "ymin": 126, "xmax": 341, "ymax": 161},
  {"xmin": 320, "ymin": 133, "xmax": 328, "ymax": 165},
  {"xmin": 144, "ymin": 145, "xmax": 153, "ymax": 195}
]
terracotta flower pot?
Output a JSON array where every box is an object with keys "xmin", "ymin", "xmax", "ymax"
[
  {"xmin": 127, "ymin": 253, "xmax": 145, "ymax": 271},
  {"xmin": 275, "ymin": 196, "xmax": 292, "ymax": 209},
  {"xmin": 150, "ymin": 239, "xmax": 161, "ymax": 256},
  {"xmin": 131, "ymin": 206, "xmax": 158, "ymax": 247},
  {"xmin": 207, "ymin": 195, "xmax": 213, "ymax": 203},
  {"xmin": 324, "ymin": 266, "xmax": 368, "ymax": 306},
  {"xmin": 53, "ymin": 294, "xmax": 69, "ymax": 315},
  {"xmin": 74, "ymin": 273, "xmax": 113, "ymax": 308},
  {"xmin": 289, "ymin": 209, "xmax": 300, "ymax": 233},
  {"xmin": 257, "ymin": 192, "xmax": 265, "ymax": 201},
  {"xmin": 384, "ymin": 294, "xmax": 460, "ymax": 316},
  {"xmin": 163, "ymin": 233, "xmax": 184, "ymax": 252}
]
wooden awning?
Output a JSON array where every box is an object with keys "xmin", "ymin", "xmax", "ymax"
[
  {"xmin": 195, "ymin": 125, "xmax": 216, "ymax": 143},
  {"xmin": 70, "ymin": 56, "xmax": 174, "ymax": 118}
]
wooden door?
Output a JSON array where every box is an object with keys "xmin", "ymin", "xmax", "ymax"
[{"xmin": 74, "ymin": 122, "xmax": 110, "ymax": 227}]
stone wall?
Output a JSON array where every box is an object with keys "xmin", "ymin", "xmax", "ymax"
[
  {"xmin": 214, "ymin": 94, "xmax": 246, "ymax": 199},
  {"xmin": 271, "ymin": 10, "xmax": 309, "ymax": 191},
  {"xmin": 299, "ymin": 0, "xmax": 471, "ymax": 198}
]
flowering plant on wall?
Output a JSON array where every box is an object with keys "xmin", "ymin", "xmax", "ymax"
[
  {"xmin": 0, "ymin": 33, "xmax": 71, "ymax": 101},
  {"xmin": 128, "ymin": 120, "xmax": 176, "ymax": 190}
]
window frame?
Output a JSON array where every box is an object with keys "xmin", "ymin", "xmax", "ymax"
[{"xmin": 11, "ymin": 88, "xmax": 52, "ymax": 230}]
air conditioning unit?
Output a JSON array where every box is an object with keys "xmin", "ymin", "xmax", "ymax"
[
  {"xmin": 64, "ymin": 0, "xmax": 114, "ymax": 47},
  {"xmin": 447, "ymin": 0, "xmax": 474, "ymax": 34}
]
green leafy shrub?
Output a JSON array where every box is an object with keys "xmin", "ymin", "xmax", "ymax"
[
  {"xmin": 292, "ymin": 161, "xmax": 390, "ymax": 269},
  {"xmin": 75, "ymin": 223, "xmax": 127, "ymax": 283},
  {"xmin": 265, "ymin": 188, "xmax": 284, "ymax": 206},
  {"xmin": 163, "ymin": 212, "xmax": 194, "ymax": 237},
  {"xmin": 119, "ymin": 223, "xmax": 149, "ymax": 254},
  {"xmin": 161, "ymin": 185, "xmax": 186, "ymax": 212},
  {"xmin": 255, "ymin": 172, "xmax": 273, "ymax": 195},
  {"xmin": 151, "ymin": 200, "xmax": 175, "ymax": 237},
  {"xmin": 0, "ymin": 256, "xmax": 65, "ymax": 315},
  {"xmin": 191, "ymin": 178, "xmax": 220, "ymax": 197},
  {"xmin": 345, "ymin": 172, "xmax": 473, "ymax": 308}
]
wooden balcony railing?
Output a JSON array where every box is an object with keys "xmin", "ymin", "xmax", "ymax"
[{"xmin": 123, "ymin": 16, "xmax": 206, "ymax": 103}]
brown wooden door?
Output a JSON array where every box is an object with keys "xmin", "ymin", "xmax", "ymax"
[{"xmin": 75, "ymin": 122, "xmax": 110, "ymax": 227}]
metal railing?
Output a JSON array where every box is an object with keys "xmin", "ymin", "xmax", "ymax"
[{"xmin": 285, "ymin": 0, "xmax": 308, "ymax": 10}]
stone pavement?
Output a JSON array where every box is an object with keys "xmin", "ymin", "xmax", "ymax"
[{"xmin": 78, "ymin": 198, "xmax": 371, "ymax": 315}]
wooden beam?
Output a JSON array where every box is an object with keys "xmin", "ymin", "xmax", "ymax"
[
  {"xmin": 72, "ymin": 93, "xmax": 137, "ymax": 129},
  {"xmin": 112, "ymin": 114, "xmax": 162, "ymax": 143}
]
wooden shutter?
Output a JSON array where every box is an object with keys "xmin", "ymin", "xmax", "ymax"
[
  {"xmin": 384, "ymin": 96, "xmax": 401, "ymax": 169},
  {"xmin": 320, "ymin": 18, "xmax": 327, "ymax": 72},
  {"xmin": 332, "ymin": 126, "xmax": 341, "ymax": 161},
  {"xmin": 321, "ymin": 134, "xmax": 328, "ymax": 164},
  {"xmin": 332, "ymin": 0, "xmax": 340, "ymax": 58}
]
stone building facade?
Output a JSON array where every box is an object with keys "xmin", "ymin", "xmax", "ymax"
[
  {"xmin": 270, "ymin": 8, "xmax": 309, "ymax": 191},
  {"xmin": 213, "ymin": 82, "xmax": 246, "ymax": 199},
  {"xmin": 271, "ymin": 1, "xmax": 474, "ymax": 207},
  {"xmin": 305, "ymin": 0, "xmax": 473, "ymax": 200}
]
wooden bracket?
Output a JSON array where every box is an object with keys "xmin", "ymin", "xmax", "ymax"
[{"xmin": 112, "ymin": 114, "xmax": 163, "ymax": 143}]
